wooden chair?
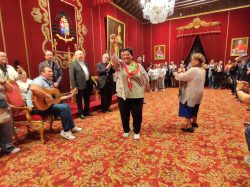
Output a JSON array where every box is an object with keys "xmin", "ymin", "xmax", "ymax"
[{"xmin": 4, "ymin": 81, "xmax": 53, "ymax": 143}]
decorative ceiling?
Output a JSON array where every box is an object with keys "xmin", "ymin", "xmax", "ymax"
[{"xmin": 112, "ymin": 0, "xmax": 250, "ymax": 23}]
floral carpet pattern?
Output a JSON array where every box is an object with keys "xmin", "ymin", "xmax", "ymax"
[{"xmin": 1, "ymin": 88, "xmax": 250, "ymax": 186}]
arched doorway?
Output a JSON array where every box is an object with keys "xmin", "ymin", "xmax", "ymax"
[{"xmin": 185, "ymin": 36, "xmax": 207, "ymax": 65}]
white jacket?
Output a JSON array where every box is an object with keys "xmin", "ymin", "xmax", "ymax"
[{"xmin": 175, "ymin": 67, "xmax": 206, "ymax": 107}]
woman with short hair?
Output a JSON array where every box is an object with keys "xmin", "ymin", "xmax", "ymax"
[{"xmin": 174, "ymin": 53, "xmax": 206, "ymax": 133}]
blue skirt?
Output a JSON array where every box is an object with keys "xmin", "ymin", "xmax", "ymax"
[{"xmin": 179, "ymin": 102, "xmax": 200, "ymax": 119}]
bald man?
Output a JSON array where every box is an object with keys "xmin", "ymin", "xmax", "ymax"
[
  {"xmin": 38, "ymin": 50, "xmax": 63, "ymax": 88},
  {"xmin": 96, "ymin": 53, "xmax": 115, "ymax": 113},
  {"xmin": 0, "ymin": 51, "xmax": 18, "ymax": 81},
  {"xmin": 69, "ymin": 50, "xmax": 93, "ymax": 119}
]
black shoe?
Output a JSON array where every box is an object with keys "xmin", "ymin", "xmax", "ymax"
[
  {"xmin": 79, "ymin": 114, "xmax": 86, "ymax": 119},
  {"xmin": 192, "ymin": 123, "xmax": 198, "ymax": 128},
  {"xmin": 244, "ymin": 122, "xmax": 250, "ymax": 127},
  {"xmin": 181, "ymin": 127, "xmax": 194, "ymax": 133},
  {"xmin": 102, "ymin": 110, "xmax": 107, "ymax": 113},
  {"xmin": 107, "ymin": 108, "xmax": 112, "ymax": 112},
  {"xmin": 85, "ymin": 113, "xmax": 93, "ymax": 117}
]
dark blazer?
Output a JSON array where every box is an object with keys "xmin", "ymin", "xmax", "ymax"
[
  {"xmin": 38, "ymin": 61, "xmax": 63, "ymax": 84},
  {"xmin": 96, "ymin": 62, "xmax": 115, "ymax": 89},
  {"xmin": 70, "ymin": 61, "xmax": 92, "ymax": 90}
]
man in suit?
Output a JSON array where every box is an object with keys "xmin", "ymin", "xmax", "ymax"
[
  {"xmin": 38, "ymin": 50, "xmax": 63, "ymax": 89},
  {"xmin": 96, "ymin": 53, "xmax": 115, "ymax": 113},
  {"xmin": 70, "ymin": 50, "xmax": 93, "ymax": 119},
  {"xmin": 137, "ymin": 56, "xmax": 147, "ymax": 71}
]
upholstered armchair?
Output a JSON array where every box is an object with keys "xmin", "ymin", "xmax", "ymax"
[{"xmin": 4, "ymin": 81, "xmax": 53, "ymax": 143}]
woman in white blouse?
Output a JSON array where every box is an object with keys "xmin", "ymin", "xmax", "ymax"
[
  {"xmin": 16, "ymin": 72, "xmax": 32, "ymax": 101},
  {"xmin": 174, "ymin": 53, "xmax": 206, "ymax": 133}
]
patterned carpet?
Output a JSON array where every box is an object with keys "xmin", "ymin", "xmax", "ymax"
[{"xmin": 1, "ymin": 88, "xmax": 250, "ymax": 186}]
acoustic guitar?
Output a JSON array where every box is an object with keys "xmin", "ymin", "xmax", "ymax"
[{"xmin": 32, "ymin": 87, "xmax": 75, "ymax": 111}]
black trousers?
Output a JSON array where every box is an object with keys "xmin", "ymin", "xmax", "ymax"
[
  {"xmin": 100, "ymin": 80, "xmax": 113, "ymax": 111},
  {"xmin": 76, "ymin": 84, "xmax": 91, "ymax": 115},
  {"xmin": 117, "ymin": 97, "xmax": 143, "ymax": 134}
]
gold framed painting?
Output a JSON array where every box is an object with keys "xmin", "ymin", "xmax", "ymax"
[
  {"xmin": 106, "ymin": 15, "xmax": 125, "ymax": 58},
  {"xmin": 230, "ymin": 37, "xmax": 248, "ymax": 56},
  {"xmin": 154, "ymin": 45, "xmax": 166, "ymax": 60}
]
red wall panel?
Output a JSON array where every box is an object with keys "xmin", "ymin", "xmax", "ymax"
[
  {"xmin": 1, "ymin": 0, "xmax": 249, "ymax": 90},
  {"xmin": 152, "ymin": 21, "xmax": 170, "ymax": 64},
  {"xmin": 0, "ymin": 0, "xmax": 27, "ymax": 71},
  {"xmin": 143, "ymin": 7, "xmax": 250, "ymax": 65},
  {"xmin": 84, "ymin": 2, "xmax": 144, "ymax": 74},
  {"xmin": 226, "ymin": 8, "xmax": 250, "ymax": 61},
  {"xmin": 143, "ymin": 24, "xmax": 152, "ymax": 64}
]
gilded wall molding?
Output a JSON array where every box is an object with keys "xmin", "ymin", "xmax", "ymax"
[
  {"xmin": 31, "ymin": 8, "xmax": 42, "ymax": 23},
  {"xmin": 177, "ymin": 17, "xmax": 221, "ymax": 30},
  {"xmin": 31, "ymin": 0, "xmax": 87, "ymax": 69},
  {"xmin": 76, "ymin": 0, "xmax": 88, "ymax": 51},
  {"xmin": 0, "ymin": 7, "xmax": 7, "ymax": 53}
]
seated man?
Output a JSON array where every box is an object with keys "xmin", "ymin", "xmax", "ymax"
[
  {"xmin": 26, "ymin": 65, "xmax": 82, "ymax": 140},
  {"xmin": 244, "ymin": 126, "xmax": 250, "ymax": 165},
  {"xmin": 236, "ymin": 81, "xmax": 250, "ymax": 104},
  {"xmin": 236, "ymin": 81, "xmax": 250, "ymax": 126},
  {"xmin": 0, "ymin": 76, "xmax": 20, "ymax": 155}
]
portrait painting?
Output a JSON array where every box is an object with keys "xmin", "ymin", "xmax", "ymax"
[
  {"xmin": 106, "ymin": 15, "xmax": 125, "ymax": 58},
  {"xmin": 154, "ymin": 45, "xmax": 166, "ymax": 60},
  {"xmin": 230, "ymin": 37, "xmax": 248, "ymax": 56}
]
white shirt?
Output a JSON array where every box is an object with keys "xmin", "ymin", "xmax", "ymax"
[
  {"xmin": 175, "ymin": 67, "xmax": 206, "ymax": 107},
  {"xmin": 158, "ymin": 68, "xmax": 166, "ymax": 78},
  {"xmin": 148, "ymin": 68, "xmax": 158, "ymax": 80},
  {"xmin": 79, "ymin": 61, "xmax": 89, "ymax": 81},
  {"xmin": 16, "ymin": 79, "xmax": 32, "ymax": 101},
  {"xmin": 0, "ymin": 65, "xmax": 18, "ymax": 81}
]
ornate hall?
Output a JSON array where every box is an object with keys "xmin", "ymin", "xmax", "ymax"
[{"xmin": 0, "ymin": 0, "xmax": 250, "ymax": 186}]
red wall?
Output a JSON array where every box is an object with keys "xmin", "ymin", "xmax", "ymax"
[
  {"xmin": 83, "ymin": 2, "xmax": 144, "ymax": 74},
  {"xmin": 0, "ymin": 0, "xmax": 143, "ymax": 92},
  {"xmin": 226, "ymin": 8, "xmax": 250, "ymax": 61},
  {"xmin": 0, "ymin": 0, "xmax": 249, "ymax": 90},
  {"xmin": 143, "ymin": 7, "xmax": 250, "ymax": 65}
]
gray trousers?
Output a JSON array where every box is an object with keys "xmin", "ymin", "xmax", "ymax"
[{"xmin": 0, "ymin": 107, "xmax": 14, "ymax": 153}]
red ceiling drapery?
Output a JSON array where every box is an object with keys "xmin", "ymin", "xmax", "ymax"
[{"xmin": 92, "ymin": 0, "xmax": 112, "ymax": 7}]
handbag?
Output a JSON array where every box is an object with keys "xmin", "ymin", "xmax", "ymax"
[{"xmin": 0, "ymin": 107, "xmax": 11, "ymax": 125}]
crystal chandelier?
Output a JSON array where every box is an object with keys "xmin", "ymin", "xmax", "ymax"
[{"xmin": 141, "ymin": 0, "xmax": 175, "ymax": 24}]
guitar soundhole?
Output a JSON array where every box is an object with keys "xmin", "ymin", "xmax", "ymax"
[{"xmin": 51, "ymin": 94, "xmax": 56, "ymax": 99}]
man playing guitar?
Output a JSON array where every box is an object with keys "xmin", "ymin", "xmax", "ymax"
[{"xmin": 26, "ymin": 65, "xmax": 82, "ymax": 140}]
